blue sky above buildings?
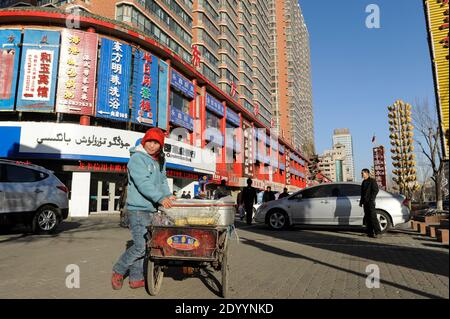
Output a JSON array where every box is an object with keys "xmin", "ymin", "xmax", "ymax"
[{"xmin": 299, "ymin": 0, "xmax": 436, "ymax": 181}]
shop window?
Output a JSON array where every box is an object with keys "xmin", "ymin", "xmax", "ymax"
[{"xmin": 170, "ymin": 90, "xmax": 190, "ymax": 114}]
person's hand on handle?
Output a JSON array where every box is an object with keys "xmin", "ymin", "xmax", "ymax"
[
  {"xmin": 169, "ymin": 195, "xmax": 177, "ymax": 201},
  {"xmin": 160, "ymin": 197, "xmax": 173, "ymax": 209}
]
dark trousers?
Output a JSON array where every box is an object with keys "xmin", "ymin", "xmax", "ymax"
[
  {"xmin": 244, "ymin": 204, "xmax": 253, "ymax": 225},
  {"xmin": 363, "ymin": 202, "xmax": 382, "ymax": 235}
]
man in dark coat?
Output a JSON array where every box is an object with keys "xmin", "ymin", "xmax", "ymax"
[
  {"xmin": 214, "ymin": 179, "xmax": 232, "ymax": 199},
  {"xmin": 241, "ymin": 178, "xmax": 258, "ymax": 225},
  {"xmin": 262, "ymin": 186, "xmax": 276, "ymax": 202},
  {"xmin": 278, "ymin": 187, "xmax": 290, "ymax": 199},
  {"xmin": 360, "ymin": 168, "xmax": 381, "ymax": 238}
]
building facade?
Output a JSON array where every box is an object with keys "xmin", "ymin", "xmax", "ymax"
[
  {"xmin": 0, "ymin": 7, "xmax": 311, "ymax": 217},
  {"xmin": 318, "ymin": 143, "xmax": 348, "ymax": 182},
  {"xmin": 270, "ymin": 0, "xmax": 314, "ymax": 155},
  {"xmin": 332, "ymin": 128, "xmax": 355, "ymax": 182}
]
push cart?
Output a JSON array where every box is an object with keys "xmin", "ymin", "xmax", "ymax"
[{"xmin": 144, "ymin": 200, "xmax": 235, "ymax": 298}]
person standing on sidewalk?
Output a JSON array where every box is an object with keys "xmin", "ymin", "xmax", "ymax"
[
  {"xmin": 112, "ymin": 128, "xmax": 175, "ymax": 290},
  {"xmin": 278, "ymin": 187, "xmax": 290, "ymax": 199},
  {"xmin": 262, "ymin": 186, "xmax": 276, "ymax": 202},
  {"xmin": 241, "ymin": 178, "xmax": 258, "ymax": 225},
  {"xmin": 360, "ymin": 168, "xmax": 382, "ymax": 238}
]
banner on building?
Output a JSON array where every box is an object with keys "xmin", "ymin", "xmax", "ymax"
[
  {"xmin": 243, "ymin": 120, "xmax": 254, "ymax": 178},
  {"xmin": 56, "ymin": 29, "xmax": 98, "ymax": 115},
  {"xmin": 0, "ymin": 29, "xmax": 21, "ymax": 111},
  {"xmin": 0, "ymin": 121, "xmax": 215, "ymax": 174},
  {"xmin": 373, "ymin": 146, "xmax": 387, "ymax": 190},
  {"xmin": 16, "ymin": 29, "xmax": 60, "ymax": 112},
  {"xmin": 131, "ymin": 49, "xmax": 159, "ymax": 126},
  {"xmin": 96, "ymin": 38, "xmax": 132, "ymax": 121},
  {"xmin": 226, "ymin": 107, "xmax": 240, "ymax": 127},
  {"xmin": 205, "ymin": 93, "xmax": 224, "ymax": 117},
  {"xmin": 158, "ymin": 60, "xmax": 170, "ymax": 130},
  {"xmin": 170, "ymin": 107, "xmax": 194, "ymax": 131},
  {"xmin": 171, "ymin": 69, "xmax": 194, "ymax": 99}
]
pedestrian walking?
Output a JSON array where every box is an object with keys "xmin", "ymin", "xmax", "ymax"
[
  {"xmin": 241, "ymin": 178, "xmax": 258, "ymax": 225},
  {"xmin": 181, "ymin": 191, "xmax": 187, "ymax": 199},
  {"xmin": 186, "ymin": 191, "xmax": 192, "ymax": 199},
  {"xmin": 360, "ymin": 168, "xmax": 382, "ymax": 238},
  {"xmin": 278, "ymin": 187, "xmax": 290, "ymax": 199},
  {"xmin": 111, "ymin": 128, "xmax": 175, "ymax": 290},
  {"xmin": 262, "ymin": 186, "xmax": 276, "ymax": 202}
]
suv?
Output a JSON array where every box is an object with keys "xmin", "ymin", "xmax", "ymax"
[{"xmin": 0, "ymin": 160, "xmax": 69, "ymax": 234}]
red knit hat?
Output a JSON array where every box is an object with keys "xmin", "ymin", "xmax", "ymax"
[{"xmin": 141, "ymin": 128, "xmax": 165, "ymax": 147}]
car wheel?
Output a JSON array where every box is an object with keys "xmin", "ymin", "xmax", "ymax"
[
  {"xmin": 267, "ymin": 210, "xmax": 289, "ymax": 230},
  {"xmin": 33, "ymin": 205, "xmax": 60, "ymax": 234},
  {"xmin": 376, "ymin": 210, "xmax": 392, "ymax": 234}
]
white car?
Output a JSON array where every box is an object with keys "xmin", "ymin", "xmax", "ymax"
[
  {"xmin": 254, "ymin": 183, "xmax": 410, "ymax": 233},
  {"xmin": 0, "ymin": 160, "xmax": 69, "ymax": 234}
]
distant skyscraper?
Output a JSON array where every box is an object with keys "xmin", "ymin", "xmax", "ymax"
[{"xmin": 333, "ymin": 129, "xmax": 355, "ymax": 182}]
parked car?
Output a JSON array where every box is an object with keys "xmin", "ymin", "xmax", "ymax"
[
  {"xmin": 254, "ymin": 183, "xmax": 411, "ymax": 233},
  {"xmin": 253, "ymin": 191, "xmax": 281, "ymax": 218},
  {"xmin": 0, "ymin": 160, "xmax": 69, "ymax": 234}
]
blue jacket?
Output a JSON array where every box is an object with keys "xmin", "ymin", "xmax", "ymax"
[{"xmin": 126, "ymin": 145, "xmax": 172, "ymax": 212}]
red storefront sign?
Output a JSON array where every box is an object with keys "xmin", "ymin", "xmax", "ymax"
[
  {"xmin": 166, "ymin": 169, "xmax": 199, "ymax": 180},
  {"xmin": 76, "ymin": 161, "xmax": 127, "ymax": 173},
  {"xmin": 56, "ymin": 29, "xmax": 98, "ymax": 115},
  {"xmin": 373, "ymin": 146, "xmax": 387, "ymax": 190}
]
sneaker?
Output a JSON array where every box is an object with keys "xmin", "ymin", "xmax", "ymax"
[
  {"xmin": 129, "ymin": 279, "xmax": 145, "ymax": 289},
  {"xmin": 111, "ymin": 272, "xmax": 124, "ymax": 290}
]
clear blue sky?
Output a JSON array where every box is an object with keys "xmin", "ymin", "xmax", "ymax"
[{"xmin": 299, "ymin": 0, "xmax": 436, "ymax": 181}]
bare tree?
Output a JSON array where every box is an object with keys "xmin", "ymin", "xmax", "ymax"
[{"xmin": 413, "ymin": 99, "xmax": 445, "ymax": 210}]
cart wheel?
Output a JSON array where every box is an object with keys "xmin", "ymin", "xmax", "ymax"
[
  {"xmin": 221, "ymin": 244, "xmax": 229, "ymax": 298},
  {"xmin": 144, "ymin": 257, "xmax": 163, "ymax": 296}
]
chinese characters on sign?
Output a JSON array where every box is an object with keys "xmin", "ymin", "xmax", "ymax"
[
  {"xmin": 17, "ymin": 30, "xmax": 60, "ymax": 111},
  {"xmin": 205, "ymin": 93, "xmax": 224, "ymax": 117},
  {"xmin": 96, "ymin": 38, "xmax": 132, "ymax": 121},
  {"xmin": 373, "ymin": 146, "xmax": 387, "ymax": 190},
  {"xmin": 56, "ymin": 29, "xmax": 98, "ymax": 115},
  {"xmin": 192, "ymin": 45, "xmax": 201, "ymax": 68},
  {"xmin": 170, "ymin": 69, "xmax": 194, "ymax": 99},
  {"xmin": 132, "ymin": 49, "xmax": 159, "ymax": 126},
  {"xmin": 285, "ymin": 150, "xmax": 291, "ymax": 185},
  {"xmin": 243, "ymin": 120, "xmax": 254, "ymax": 178},
  {"xmin": 0, "ymin": 29, "xmax": 21, "ymax": 110}
]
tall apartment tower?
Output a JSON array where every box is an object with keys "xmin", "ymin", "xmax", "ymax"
[
  {"xmin": 270, "ymin": 0, "xmax": 314, "ymax": 154},
  {"xmin": 333, "ymin": 128, "xmax": 355, "ymax": 182}
]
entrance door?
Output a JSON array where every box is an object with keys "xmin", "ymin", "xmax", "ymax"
[{"xmin": 91, "ymin": 180, "xmax": 120, "ymax": 214}]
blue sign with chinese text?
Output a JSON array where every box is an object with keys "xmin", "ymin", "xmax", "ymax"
[
  {"xmin": 170, "ymin": 107, "xmax": 194, "ymax": 131},
  {"xmin": 132, "ymin": 49, "xmax": 159, "ymax": 126},
  {"xmin": 171, "ymin": 69, "xmax": 194, "ymax": 99},
  {"xmin": 97, "ymin": 38, "xmax": 132, "ymax": 121},
  {"xmin": 0, "ymin": 29, "xmax": 22, "ymax": 111},
  {"xmin": 226, "ymin": 107, "xmax": 240, "ymax": 127},
  {"xmin": 205, "ymin": 93, "xmax": 224, "ymax": 117}
]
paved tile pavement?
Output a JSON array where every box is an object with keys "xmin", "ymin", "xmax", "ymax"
[{"xmin": 0, "ymin": 215, "xmax": 448, "ymax": 299}]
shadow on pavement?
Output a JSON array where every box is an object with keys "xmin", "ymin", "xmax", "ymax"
[
  {"xmin": 240, "ymin": 236, "xmax": 446, "ymax": 299},
  {"xmin": 234, "ymin": 219, "xmax": 448, "ymax": 298}
]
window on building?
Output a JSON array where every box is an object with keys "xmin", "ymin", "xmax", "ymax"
[{"xmin": 170, "ymin": 90, "xmax": 190, "ymax": 114}]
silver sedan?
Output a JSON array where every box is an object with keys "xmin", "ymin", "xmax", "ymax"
[{"xmin": 254, "ymin": 182, "xmax": 411, "ymax": 233}]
